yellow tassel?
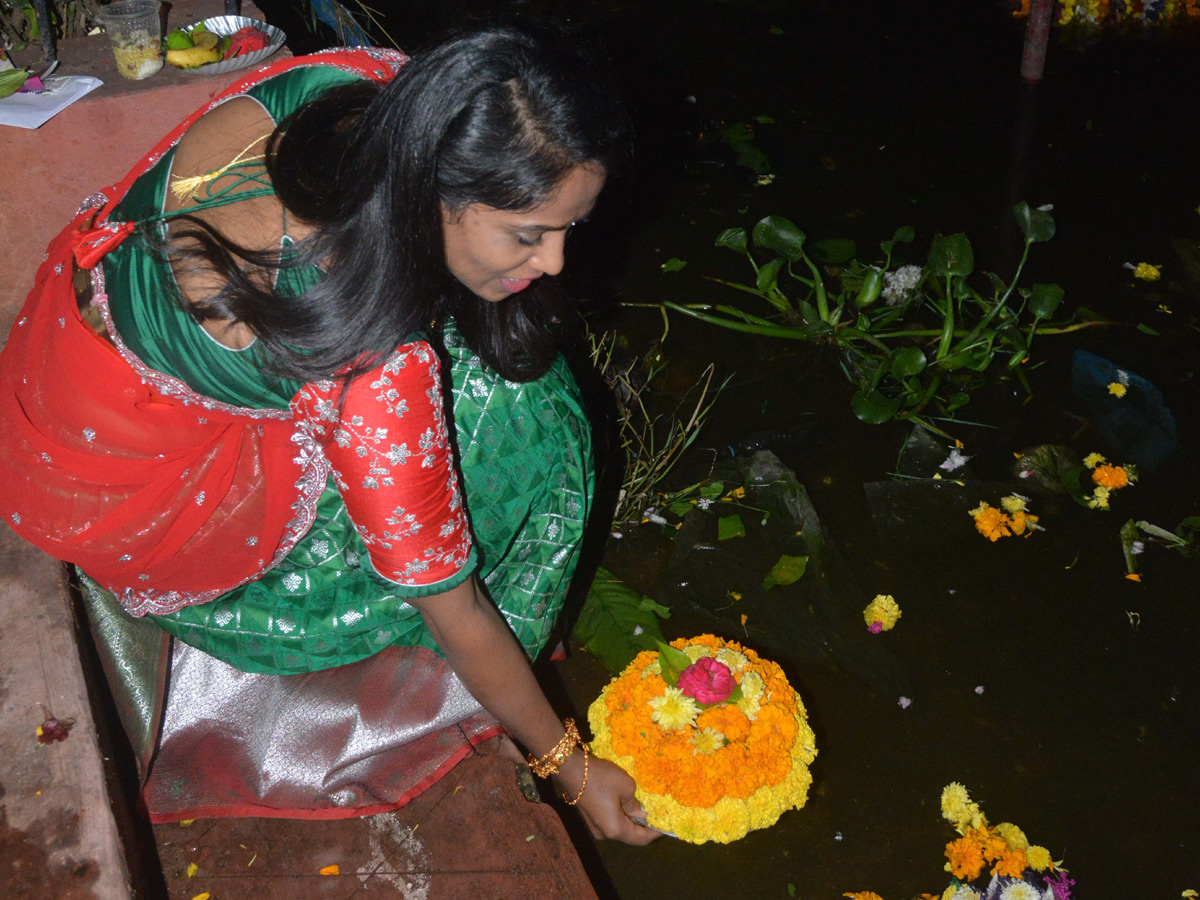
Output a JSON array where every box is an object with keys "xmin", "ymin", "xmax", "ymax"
[{"xmin": 170, "ymin": 134, "xmax": 272, "ymax": 203}]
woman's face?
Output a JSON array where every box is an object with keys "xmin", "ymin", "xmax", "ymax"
[{"xmin": 440, "ymin": 163, "xmax": 606, "ymax": 302}]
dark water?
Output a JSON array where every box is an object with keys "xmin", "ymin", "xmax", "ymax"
[{"xmin": 279, "ymin": 1, "xmax": 1200, "ymax": 895}]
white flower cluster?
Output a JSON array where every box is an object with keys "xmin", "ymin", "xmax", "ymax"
[{"xmin": 882, "ymin": 264, "xmax": 924, "ymax": 305}]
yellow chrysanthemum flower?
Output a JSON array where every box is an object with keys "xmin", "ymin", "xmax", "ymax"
[
  {"xmin": 997, "ymin": 821, "xmax": 1029, "ymax": 850},
  {"xmin": 715, "ymin": 648, "xmax": 749, "ymax": 672},
  {"xmin": 1083, "ymin": 452, "xmax": 1106, "ymax": 469},
  {"xmin": 648, "ymin": 686, "xmax": 700, "ymax": 730},
  {"xmin": 690, "ymin": 727, "xmax": 725, "ymax": 755},
  {"xmin": 1026, "ymin": 844, "xmax": 1052, "ymax": 871},
  {"xmin": 1087, "ymin": 485, "xmax": 1111, "ymax": 510},
  {"xmin": 863, "ymin": 594, "xmax": 902, "ymax": 631},
  {"xmin": 943, "ymin": 887, "xmax": 981, "ymax": 900},
  {"xmin": 683, "ymin": 645, "xmax": 709, "ymax": 663},
  {"xmin": 940, "ymin": 782, "xmax": 979, "ymax": 832},
  {"xmin": 842, "ymin": 893, "xmax": 885, "ymax": 900},
  {"xmin": 999, "ymin": 494, "xmax": 1028, "ymax": 513},
  {"xmin": 1131, "ymin": 262, "xmax": 1161, "ymax": 281},
  {"xmin": 1107, "ymin": 381, "xmax": 1128, "ymax": 398}
]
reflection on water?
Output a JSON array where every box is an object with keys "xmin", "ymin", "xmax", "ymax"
[{"xmin": 346, "ymin": 0, "xmax": 1200, "ymax": 895}]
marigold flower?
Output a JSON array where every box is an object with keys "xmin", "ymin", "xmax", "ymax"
[
  {"xmin": 997, "ymin": 821, "xmax": 1029, "ymax": 850},
  {"xmin": 1009, "ymin": 510, "xmax": 1039, "ymax": 536},
  {"xmin": 649, "ymin": 686, "xmax": 700, "ymax": 730},
  {"xmin": 992, "ymin": 847, "xmax": 1029, "ymax": 876},
  {"xmin": 1107, "ymin": 381, "xmax": 1128, "ymax": 398},
  {"xmin": 972, "ymin": 504, "xmax": 1013, "ymax": 541},
  {"xmin": 1083, "ymin": 452, "xmax": 1106, "ymax": 469},
  {"xmin": 1025, "ymin": 844, "xmax": 1052, "ymax": 871},
  {"xmin": 863, "ymin": 594, "xmax": 901, "ymax": 631},
  {"xmin": 945, "ymin": 834, "xmax": 986, "ymax": 880},
  {"xmin": 1092, "ymin": 464, "xmax": 1129, "ymax": 489},
  {"xmin": 843, "ymin": 892, "xmax": 885, "ymax": 900}
]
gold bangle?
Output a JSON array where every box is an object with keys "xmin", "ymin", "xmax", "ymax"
[
  {"xmin": 564, "ymin": 742, "xmax": 589, "ymax": 806},
  {"xmin": 527, "ymin": 718, "xmax": 581, "ymax": 778}
]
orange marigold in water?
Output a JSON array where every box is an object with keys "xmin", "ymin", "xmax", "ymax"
[
  {"xmin": 973, "ymin": 505, "xmax": 1013, "ymax": 541},
  {"xmin": 945, "ymin": 834, "xmax": 986, "ymax": 881},
  {"xmin": 1092, "ymin": 464, "xmax": 1129, "ymax": 489}
]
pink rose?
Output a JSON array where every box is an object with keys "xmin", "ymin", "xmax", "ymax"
[{"xmin": 676, "ymin": 657, "xmax": 735, "ymax": 705}]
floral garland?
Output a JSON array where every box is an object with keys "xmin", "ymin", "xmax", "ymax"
[
  {"xmin": 587, "ymin": 634, "xmax": 817, "ymax": 844},
  {"xmin": 1014, "ymin": 0, "xmax": 1200, "ymax": 26}
]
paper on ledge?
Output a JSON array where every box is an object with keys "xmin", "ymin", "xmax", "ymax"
[{"xmin": 0, "ymin": 75, "xmax": 103, "ymax": 129}]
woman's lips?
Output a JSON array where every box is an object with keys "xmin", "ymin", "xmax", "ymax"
[{"xmin": 501, "ymin": 276, "xmax": 536, "ymax": 293}]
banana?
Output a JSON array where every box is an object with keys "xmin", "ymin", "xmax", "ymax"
[
  {"xmin": 192, "ymin": 31, "xmax": 219, "ymax": 51},
  {"xmin": 166, "ymin": 45, "xmax": 222, "ymax": 68}
]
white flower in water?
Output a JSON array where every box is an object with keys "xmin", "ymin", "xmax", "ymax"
[
  {"xmin": 883, "ymin": 264, "xmax": 923, "ymax": 305},
  {"xmin": 696, "ymin": 497, "xmax": 714, "ymax": 509},
  {"xmin": 633, "ymin": 625, "xmax": 645, "ymax": 636},
  {"xmin": 939, "ymin": 447, "xmax": 972, "ymax": 471}
]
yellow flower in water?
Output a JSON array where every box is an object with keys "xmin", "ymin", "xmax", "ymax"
[
  {"xmin": 1107, "ymin": 381, "xmax": 1128, "ymax": 398},
  {"xmin": 1083, "ymin": 452, "xmax": 1106, "ymax": 469},
  {"xmin": 1132, "ymin": 262, "xmax": 1162, "ymax": 281},
  {"xmin": 997, "ymin": 821, "xmax": 1029, "ymax": 850},
  {"xmin": 843, "ymin": 893, "xmax": 885, "ymax": 900},
  {"xmin": 690, "ymin": 727, "xmax": 725, "ymax": 755},
  {"xmin": 1009, "ymin": 510, "xmax": 1039, "ymax": 536},
  {"xmin": 1088, "ymin": 485, "xmax": 1111, "ymax": 510},
  {"xmin": 1092, "ymin": 464, "xmax": 1130, "ymax": 489},
  {"xmin": 863, "ymin": 594, "xmax": 902, "ymax": 631},
  {"xmin": 999, "ymin": 494, "xmax": 1029, "ymax": 514},
  {"xmin": 1026, "ymin": 844, "xmax": 1052, "ymax": 871},
  {"xmin": 648, "ymin": 686, "xmax": 700, "ymax": 730},
  {"xmin": 971, "ymin": 504, "xmax": 1013, "ymax": 541}
]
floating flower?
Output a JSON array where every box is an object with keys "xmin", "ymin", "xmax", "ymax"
[
  {"xmin": 843, "ymin": 893, "xmax": 885, "ymax": 900},
  {"xmin": 1026, "ymin": 844, "xmax": 1053, "ymax": 871},
  {"xmin": 999, "ymin": 494, "xmax": 1029, "ymax": 514},
  {"xmin": 940, "ymin": 447, "xmax": 972, "ymax": 472},
  {"xmin": 1124, "ymin": 261, "xmax": 1162, "ymax": 281},
  {"xmin": 1082, "ymin": 452, "xmax": 1106, "ymax": 469},
  {"xmin": 1092, "ymin": 464, "xmax": 1130, "ymax": 489},
  {"xmin": 971, "ymin": 503, "xmax": 1013, "ymax": 541},
  {"xmin": 648, "ymin": 686, "xmax": 700, "ymax": 730},
  {"xmin": 1087, "ymin": 485, "xmax": 1111, "ymax": 510},
  {"xmin": 863, "ymin": 594, "xmax": 901, "ymax": 632},
  {"xmin": 1107, "ymin": 381, "xmax": 1127, "ymax": 398}
]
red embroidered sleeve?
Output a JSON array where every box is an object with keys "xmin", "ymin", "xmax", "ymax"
[{"xmin": 289, "ymin": 341, "xmax": 475, "ymax": 590}]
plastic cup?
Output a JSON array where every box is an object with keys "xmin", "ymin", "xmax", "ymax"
[{"xmin": 96, "ymin": 0, "xmax": 163, "ymax": 80}]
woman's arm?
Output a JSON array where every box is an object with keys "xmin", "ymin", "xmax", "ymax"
[{"xmin": 409, "ymin": 578, "xmax": 660, "ymax": 846}]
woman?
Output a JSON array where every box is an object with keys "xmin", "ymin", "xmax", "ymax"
[{"xmin": 0, "ymin": 24, "xmax": 656, "ymax": 844}]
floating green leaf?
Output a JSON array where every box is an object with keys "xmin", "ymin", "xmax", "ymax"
[
  {"xmin": 715, "ymin": 227, "xmax": 749, "ymax": 254},
  {"xmin": 851, "ymin": 389, "xmax": 902, "ymax": 423},
  {"xmin": 718, "ymin": 514, "xmax": 747, "ymax": 540},
  {"xmin": 890, "ymin": 347, "xmax": 927, "ymax": 378},
  {"xmin": 573, "ymin": 568, "xmax": 670, "ymax": 674},
  {"xmin": 1029, "ymin": 282, "xmax": 1065, "ymax": 319},
  {"xmin": 661, "ymin": 257, "xmax": 688, "ymax": 273},
  {"xmin": 763, "ymin": 554, "xmax": 807, "ymax": 590},
  {"xmin": 927, "ymin": 233, "xmax": 974, "ymax": 278},
  {"xmin": 809, "ymin": 238, "xmax": 857, "ymax": 265}
]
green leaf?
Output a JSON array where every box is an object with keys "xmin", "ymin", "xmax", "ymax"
[
  {"xmin": 572, "ymin": 568, "xmax": 670, "ymax": 674},
  {"xmin": 890, "ymin": 347, "xmax": 927, "ymax": 378},
  {"xmin": 1013, "ymin": 201, "xmax": 1056, "ymax": 243},
  {"xmin": 668, "ymin": 500, "xmax": 693, "ymax": 517},
  {"xmin": 787, "ymin": 885, "xmax": 797, "ymax": 898},
  {"xmin": 756, "ymin": 257, "xmax": 785, "ymax": 293},
  {"xmin": 851, "ymin": 389, "xmax": 902, "ymax": 423},
  {"xmin": 1029, "ymin": 282, "xmax": 1065, "ymax": 319},
  {"xmin": 809, "ymin": 238, "xmax": 857, "ymax": 265},
  {"xmin": 769, "ymin": 25, "xmax": 784, "ymax": 35},
  {"xmin": 945, "ymin": 391, "xmax": 971, "ymax": 412},
  {"xmin": 656, "ymin": 641, "xmax": 693, "ymax": 686},
  {"xmin": 661, "ymin": 257, "xmax": 688, "ymax": 273},
  {"xmin": 763, "ymin": 554, "xmax": 807, "ymax": 589},
  {"xmin": 715, "ymin": 227, "xmax": 749, "ymax": 254},
  {"xmin": 754, "ymin": 114, "xmax": 775, "ymax": 124},
  {"xmin": 892, "ymin": 225, "xmax": 915, "ymax": 243},
  {"xmin": 699, "ymin": 481, "xmax": 725, "ymax": 499},
  {"xmin": 752, "ymin": 216, "xmax": 806, "ymax": 261},
  {"xmin": 1136, "ymin": 323, "xmax": 1161, "ymax": 336},
  {"xmin": 927, "ymin": 233, "xmax": 974, "ymax": 278},
  {"xmin": 718, "ymin": 514, "xmax": 747, "ymax": 540},
  {"xmin": 0, "ymin": 68, "xmax": 29, "ymax": 100}
]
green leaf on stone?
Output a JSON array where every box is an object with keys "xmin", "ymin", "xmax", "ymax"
[
  {"xmin": 661, "ymin": 257, "xmax": 688, "ymax": 273},
  {"xmin": 572, "ymin": 568, "xmax": 670, "ymax": 674},
  {"xmin": 753, "ymin": 216, "xmax": 806, "ymax": 261},
  {"xmin": 718, "ymin": 514, "xmax": 747, "ymax": 540},
  {"xmin": 763, "ymin": 553, "xmax": 807, "ymax": 590}
]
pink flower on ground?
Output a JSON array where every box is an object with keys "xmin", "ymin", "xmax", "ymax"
[{"xmin": 676, "ymin": 657, "xmax": 736, "ymax": 705}]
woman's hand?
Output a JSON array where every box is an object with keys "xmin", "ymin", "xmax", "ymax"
[{"xmin": 555, "ymin": 753, "xmax": 661, "ymax": 845}]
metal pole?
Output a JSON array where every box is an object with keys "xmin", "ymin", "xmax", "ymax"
[
  {"xmin": 1020, "ymin": 0, "xmax": 1056, "ymax": 83},
  {"xmin": 32, "ymin": 0, "xmax": 56, "ymax": 64},
  {"xmin": 225, "ymin": 0, "xmax": 241, "ymax": 15}
]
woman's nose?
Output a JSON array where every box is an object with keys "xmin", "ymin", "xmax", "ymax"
[{"xmin": 530, "ymin": 234, "xmax": 567, "ymax": 276}]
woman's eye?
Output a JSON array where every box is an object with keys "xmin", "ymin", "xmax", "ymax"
[{"xmin": 516, "ymin": 234, "xmax": 542, "ymax": 247}]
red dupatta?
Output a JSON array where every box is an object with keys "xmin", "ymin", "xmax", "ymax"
[{"xmin": 0, "ymin": 49, "xmax": 409, "ymax": 617}]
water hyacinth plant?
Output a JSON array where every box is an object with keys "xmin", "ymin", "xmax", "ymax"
[{"xmin": 651, "ymin": 202, "xmax": 1105, "ymax": 424}]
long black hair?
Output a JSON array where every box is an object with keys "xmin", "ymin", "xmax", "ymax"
[{"xmin": 162, "ymin": 22, "xmax": 631, "ymax": 383}]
